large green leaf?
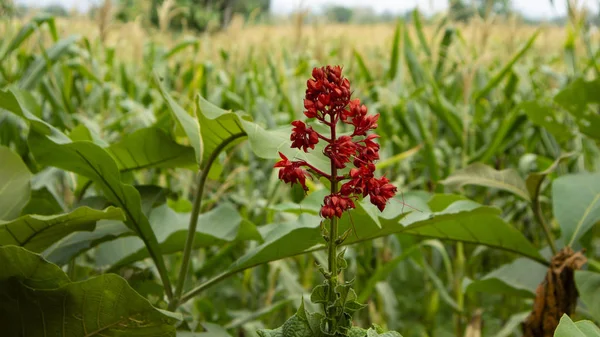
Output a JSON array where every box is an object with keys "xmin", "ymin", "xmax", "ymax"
[
  {"xmin": 43, "ymin": 220, "xmax": 133, "ymax": 265},
  {"xmin": 466, "ymin": 257, "xmax": 546, "ymax": 298},
  {"xmin": 441, "ymin": 163, "xmax": 531, "ymax": 202},
  {"xmin": 95, "ymin": 203, "xmax": 260, "ymax": 267},
  {"xmin": 0, "ymin": 206, "xmax": 124, "ymax": 253},
  {"xmin": 0, "ymin": 87, "xmax": 173, "ymax": 297},
  {"xmin": 521, "ymin": 101, "xmax": 574, "ymax": 142},
  {"xmin": 155, "ymin": 73, "xmax": 204, "ymax": 167},
  {"xmin": 552, "ymin": 172, "xmax": 600, "ymax": 246},
  {"xmin": 575, "ymin": 271, "xmax": 600, "ymax": 321},
  {"xmin": 225, "ymin": 196, "xmax": 545, "ymax": 278},
  {"xmin": 554, "ymin": 78, "xmax": 600, "ymax": 140},
  {"xmin": 554, "ymin": 315, "xmax": 600, "ymax": 337},
  {"xmin": 0, "ymin": 246, "xmax": 179, "ymax": 336},
  {"xmin": 0, "ymin": 146, "xmax": 31, "ymax": 220},
  {"xmin": 107, "ymin": 127, "xmax": 196, "ymax": 171}
]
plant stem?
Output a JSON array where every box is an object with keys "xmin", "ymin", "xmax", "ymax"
[
  {"xmin": 327, "ymin": 116, "xmax": 339, "ymax": 334},
  {"xmin": 533, "ymin": 198, "xmax": 557, "ymax": 254},
  {"xmin": 454, "ymin": 242, "xmax": 465, "ymax": 337},
  {"xmin": 169, "ymin": 133, "xmax": 246, "ymax": 311}
]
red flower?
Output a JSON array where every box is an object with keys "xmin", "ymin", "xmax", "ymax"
[
  {"xmin": 354, "ymin": 134, "xmax": 380, "ymax": 166},
  {"xmin": 273, "ymin": 152, "xmax": 310, "ymax": 191},
  {"xmin": 324, "ymin": 135, "xmax": 358, "ymax": 169},
  {"xmin": 305, "ymin": 66, "xmax": 352, "ymax": 122},
  {"xmin": 320, "ymin": 193, "xmax": 356, "ymax": 219},
  {"xmin": 367, "ymin": 176, "xmax": 397, "ymax": 211},
  {"xmin": 277, "ymin": 65, "xmax": 397, "ymax": 220},
  {"xmin": 290, "ymin": 121, "xmax": 319, "ymax": 152}
]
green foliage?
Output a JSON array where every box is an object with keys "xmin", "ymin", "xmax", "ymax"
[
  {"xmin": 0, "ymin": 11, "xmax": 599, "ymax": 337},
  {"xmin": 0, "ymin": 246, "xmax": 180, "ymax": 336},
  {"xmin": 554, "ymin": 315, "xmax": 600, "ymax": 337}
]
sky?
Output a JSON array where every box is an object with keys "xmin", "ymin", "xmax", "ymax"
[{"xmin": 15, "ymin": 0, "xmax": 600, "ymax": 19}]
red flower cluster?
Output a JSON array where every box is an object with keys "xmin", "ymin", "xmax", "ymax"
[{"xmin": 275, "ymin": 65, "xmax": 397, "ymax": 218}]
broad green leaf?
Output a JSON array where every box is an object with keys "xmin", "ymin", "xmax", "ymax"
[
  {"xmin": 441, "ymin": 163, "xmax": 531, "ymax": 202},
  {"xmin": 0, "ymin": 146, "xmax": 31, "ymax": 220},
  {"xmin": 43, "ymin": 220, "xmax": 132, "ymax": 265},
  {"xmin": 0, "ymin": 245, "xmax": 69, "ymax": 289},
  {"xmin": 552, "ymin": 172, "xmax": 600, "ymax": 246},
  {"xmin": 0, "ymin": 246, "xmax": 179, "ymax": 336},
  {"xmin": 194, "ymin": 93, "xmax": 331, "ymax": 173},
  {"xmin": 95, "ymin": 203, "xmax": 260, "ymax": 267},
  {"xmin": 575, "ymin": 271, "xmax": 600, "ymax": 321},
  {"xmin": 0, "ymin": 206, "xmax": 124, "ymax": 253},
  {"xmin": 428, "ymin": 194, "xmax": 468, "ymax": 212},
  {"xmin": 226, "ymin": 198, "xmax": 546, "ymax": 278},
  {"xmin": 526, "ymin": 153, "xmax": 576, "ymax": 201},
  {"xmin": 195, "ymin": 94, "xmax": 249, "ymax": 163},
  {"xmin": 521, "ymin": 101, "xmax": 573, "ymax": 142},
  {"xmin": 1, "ymin": 88, "xmax": 172, "ymax": 296},
  {"xmin": 466, "ymin": 257, "xmax": 546, "ymax": 298},
  {"xmin": 555, "ymin": 78, "xmax": 600, "ymax": 140},
  {"xmin": 554, "ymin": 315, "xmax": 600, "ymax": 337},
  {"xmin": 155, "ymin": 73, "xmax": 204, "ymax": 167},
  {"xmin": 178, "ymin": 323, "xmax": 233, "ymax": 337},
  {"xmin": 107, "ymin": 127, "xmax": 196, "ymax": 171},
  {"xmin": 21, "ymin": 187, "xmax": 64, "ymax": 215}
]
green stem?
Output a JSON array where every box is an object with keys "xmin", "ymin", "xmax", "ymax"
[
  {"xmin": 533, "ymin": 198, "xmax": 558, "ymax": 254},
  {"xmin": 327, "ymin": 117, "xmax": 339, "ymax": 334},
  {"xmin": 454, "ymin": 242, "xmax": 465, "ymax": 337},
  {"xmin": 169, "ymin": 133, "xmax": 246, "ymax": 310}
]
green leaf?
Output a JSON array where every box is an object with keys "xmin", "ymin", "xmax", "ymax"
[
  {"xmin": 107, "ymin": 127, "xmax": 196, "ymax": 171},
  {"xmin": 1, "ymin": 87, "xmax": 173, "ymax": 297},
  {"xmin": 441, "ymin": 163, "xmax": 531, "ymax": 202},
  {"xmin": 196, "ymin": 93, "xmax": 330, "ymax": 174},
  {"xmin": 43, "ymin": 220, "xmax": 132, "ymax": 265},
  {"xmin": 21, "ymin": 187, "xmax": 64, "ymax": 216},
  {"xmin": 311, "ymin": 283, "xmax": 328, "ymax": 304},
  {"xmin": 0, "ymin": 206, "xmax": 124, "ymax": 253},
  {"xmin": 474, "ymin": 30, "xmax": 539, "ymax": 101},
  {"xmin": 366, "ymin": 327, "xmax": 404, "ymax": 337},
  {"xmin": 554, "ymin": 78, "xmax": 600, "ymax": 140},
  {"xmin": 0, "ymin": 14, "xmax": 57, "ymax": 61},
  {"xmin": 428, "ymin": 194, "xmax": 468, "ymax": 212},
  {"xmin": 19, "ymin": 35, "xmax": 81, "ymax": 90},
  {"xmin": 226, "ymin": 198, "xmax": 545, "ymax": 278},
  {"xmin": 466, "ymin": 257, "xmax": 546, "ymax": 298},
  {"xmin": 525, "ymin": 153, "xmax": 576, "ymax": 201},
  {"xmin": 396, "ymin": 201, "xmax": 543, "ymax": 262},
  {"xmin": 0, "ymin": 146, "xmax": 31, "ymax": 220},
  {"xmin": 554, "ymin": 315, "xmax": 600, "ymax": 337},
  {"xmin": 388, "ymin": 20, "xmax": 402, "ymax": 81},
  {"xmin": 0, "ymin": 246, "xmax": 179, "ymax": 336},
  {"xmin": 521, "ymin": 101, "xmax": 574, "ymax": 142},
  {"xmin": 95, "ymin": 203, "xmax": 259, "ymax": 267},
  {"xmin": 575, "ymin": 271, "xmax": 600, "ymax": 321},
  {"xmin": 154, "ymin": 73, "xmax": 204, "ymax": 167},
  {"xmin": 552, "ymin": 172, "xmax": 600, "ymax": 246}
]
